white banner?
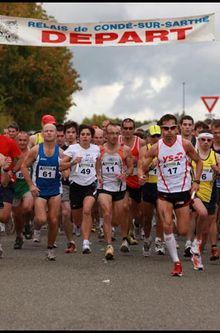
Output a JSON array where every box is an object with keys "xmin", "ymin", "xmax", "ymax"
[{"xmin": 0, "ymin": 13, "xmax": 215, "ymax": 47}]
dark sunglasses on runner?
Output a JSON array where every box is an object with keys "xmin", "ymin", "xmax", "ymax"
[
  {"xmin": 161, "ymin": 125, "xmax": 177, "ymax": 131},
  {"xmin": 200, "ymin": 138, "xmax": 212, "ymax": 143},
  {"xmin": 151, "ymin": 134, "xmax": 161, "ymax": 138}
]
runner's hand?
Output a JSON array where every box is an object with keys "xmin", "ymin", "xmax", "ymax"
[
  {"xmin": 138, "ymin": 174, "xmax": 148, "ymax": 185},
  {"xmin": 30, "ymin": 184, "xmax": 40, "ymax": 197}
]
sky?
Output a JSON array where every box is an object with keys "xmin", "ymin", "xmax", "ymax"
[{"xmin": 42, "ymin": 2, "xmax": 220, "ymax": 124}]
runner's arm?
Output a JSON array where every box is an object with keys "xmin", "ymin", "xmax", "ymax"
[
  {"xmin": 59, "ymin": 148, "xmax": 70, "ymax": 179},
  {"xmin": 212, "ymin": 152, "xmax": 220, "ymax": 174},
  {"xmin": 138, "ymin": 143, "xmax": 157, "ymax": 180},
  {"xmin": 20, "ymin": 146, "xmax": 38, "ymax": 190},
  {"xmin": 183, "ymin": 139, "xmax": 203, "ymax": 193},
  {"xmin": 124, "ymin": 146, "xmax": 134, "ymax": 177}
]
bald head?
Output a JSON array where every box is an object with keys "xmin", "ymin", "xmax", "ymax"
[
  {"xmin": 93, "ymin": 128, "xmax": 104, "ymax": 146},
  {"xmin": 42, "ymin": 123, "xmax": 57, "ymax": 142},
  {"xmin": 42, "ymin": 123, "xmax": 57, "ymax": 132}
]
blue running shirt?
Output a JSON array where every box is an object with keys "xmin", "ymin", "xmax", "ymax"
[{"xmin": 32, "ymin": 143, "xmax": 62, "ymax": 197}]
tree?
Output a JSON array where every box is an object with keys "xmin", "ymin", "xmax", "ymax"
[
  {"xmin": 82, "ymin": 114, "xmax": 110, "ymax": 127},
  {"xmin": 0, "ymin": 3, "xmax": 82, "ymax": 130},
  {"xmin": 82, "ymin": 113, "xmax": 153, "ymax": 128}
]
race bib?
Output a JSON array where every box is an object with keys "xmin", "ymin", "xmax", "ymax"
[
  {"xmin": 16, "ymin": 167, "xmax": 31, "ymax": 179},
  {"xmin": 148, "ymin": 167, "xmax": 158, "ymax": 176},
  {"xmin": 200, "ymin": 168, "xmax": 213, "ymax": 182},
  {"xmin": 16, "ymin": 171, "xmax": 24, "ymax": 179},
  {"xmin": 102, "ymin": 163, "xmax": 121, "ymax": 175},
  {"xmin": 162, "ymin": 162, "xmax": 181, "ymax": 176},
  {"xmin": 78, "ymin": 162, "xmax": 93, "ymax": 175},
  {"xmin": 39, "ymin": 166, "xmax": 56, "ymax": 178}
]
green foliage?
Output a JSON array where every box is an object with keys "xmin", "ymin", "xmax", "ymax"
[
  {"xmin": 82, "ymin": 113, "xmax": 153, "ymax": 128},
  {"xmin": 82, "ymin": 114, "xmax": 109, "ymax": 127},
  {"xmin": 0, "ymin": 3, "xmax": 82, "ymax": 130},
  {"xmin": 0, "ymin": 113, "xmax": 13, "ymax": 133}
]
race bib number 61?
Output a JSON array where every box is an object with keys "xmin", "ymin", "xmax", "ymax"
[{"xmin": 39, "ymin": 166, "xmax": 56, "ymax": 178}]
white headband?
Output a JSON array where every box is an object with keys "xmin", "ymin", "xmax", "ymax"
[{"xmin": 198, "ymin": 132, "xmax": 214, "ymax": 140}]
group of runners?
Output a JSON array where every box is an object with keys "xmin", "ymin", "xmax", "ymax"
[{"xmin": 0, "ymin": 113, "xmax": 220, "ymax": 277}]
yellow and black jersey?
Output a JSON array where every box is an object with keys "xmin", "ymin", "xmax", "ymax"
[
  {"xmin": 192, "ymin": 149, "xmax": 217, "ymax": 203},
  {"xmin": 146, "ymin": 143, "xmax": 158, "ymax": 184}
]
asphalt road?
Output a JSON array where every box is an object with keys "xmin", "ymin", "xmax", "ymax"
[{"xmin": 0, "ymin": 227, "xmax": 220, "ymax": 330}]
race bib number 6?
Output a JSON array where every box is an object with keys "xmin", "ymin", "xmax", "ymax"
[{"xmin": 200, "ymin": 169, "xmax": 213, "ymax": 182}]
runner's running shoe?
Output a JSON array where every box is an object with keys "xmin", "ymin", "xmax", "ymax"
[
  {"xmin": 127, "ymin": 235, "xmax": 138, "ymax": 245},
  {"xmin": 191, "ymin": 253, "xmax": 204, "ymax": 271},
  {"xmin": 184, "ymin": 240, "xmax": 192, "ymax": 258},
  {"xmin": 0, "ymin": 222, "xmax": 5, "ymax": 233},
  {"xmin": 47, "ymin": 249, "xmax": 56, "ymax": 261},
  {"xmin": 105, "ymin": 245, "xmax": 114, "ymax": 260},
  {"xmin": 132, "ymin": 220, "xmax": 141, "ymax": 240},
  {"xmin": 14, "ymin": 236, "xmax": 24, "ymax": 249},
  {"xmin": 171, "ymin": 261, "xmax": 183, "ymax": 277},
  {"xmin": 91, "ymin": 224, "xmax": 96, "ymax": 233},
  {"xmin": 143, "ymin": 238, "xmax": 152, "ymax": 257},
  {"xmin": 210, "ymin": 247, "xmax": 219, "ymax": 261},
  {"xmin": 65, "ymin": 242, "xmax": 77, "ymax": 253},
  {"xmin": 75, "ymin": 226, "xmax": 81, "ymax": 237},
  {"xmin": 98, "ymin": 226, "xmax": 104, "ymax": 239},
  {"xmin": 140, "ymin": 227, "xmax": 145, "ymax": 240},
  {"xmin": 112, "ymin": 227, "xmax": 116, "ymax": 241},
  {"xmin": 23, "ymin": 223, "xmax": 33, "ymax": 240},
  {"xmin": 120, "ymin": 239, "xmax": 130, "ymax": 253},
  {"xmin": 33, "ymin": 229, "xmax": 41, "ymax": 243},
  {"xmin": 82, "ymin": 242, "xmax": 91, "ymax": 254},
  {"xmin": 155, "ymin": 238, "xmax": 165, "ymax": 255}
]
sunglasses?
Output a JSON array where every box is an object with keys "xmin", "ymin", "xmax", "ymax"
[
  {"xmin": 151, "ymin": 134, "xmax": 161, "ymax": 138},
  {"xmin": 80, "ymin": 132, "xmax": 91, "ymax": 136},
  {"xmin": 107, "ymin": 132, "xmax": 120, "ymax": 135},
  {"xmin": 123, "ymin": 127, "xmax": 134, "ymax": 130},
  {"xmin": 161, "ymin": 125, "xmax": 177, "ymax": 131},
  {"xmin": 200, "ymin": 138, "xmax": 212, "ymax": 142}
]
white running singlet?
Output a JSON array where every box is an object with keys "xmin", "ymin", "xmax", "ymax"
[
  {"xmin": 100, "ymin": 145, "xmax": 126, "ymax": 192},
  {"xmin": 64, "ymin": 143, "xmax": 100, "ymax": 186},
  {"xmin": 157, "ymin": 135, "xmax": 192, "ymax": 193}
]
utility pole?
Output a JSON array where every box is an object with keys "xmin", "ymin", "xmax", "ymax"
[{"xmin": 182, "ymin": 81, "xmax": 185, "ymax": 113}]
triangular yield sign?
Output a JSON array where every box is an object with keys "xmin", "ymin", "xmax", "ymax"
[{"xmin": 201, "ymin": 96, "xmax": 219, "ymax": 113}]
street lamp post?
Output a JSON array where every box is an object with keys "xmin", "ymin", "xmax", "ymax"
[{"xmin": 182, "ymin": 81, "xmax": 185, "ymax": 113}]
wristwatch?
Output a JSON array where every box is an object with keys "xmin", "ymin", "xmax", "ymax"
[{"xmin": 193, "ymin": 179, "xmax": 200, "ymax": 184}]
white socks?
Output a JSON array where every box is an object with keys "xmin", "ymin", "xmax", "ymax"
[
  {"xmin": 164, "ymin": 233, "xmax": 179, "ymax": 263},
  {"xmin": 99, "ymin": 218, "xmax": 104, "ymax": 228}
]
